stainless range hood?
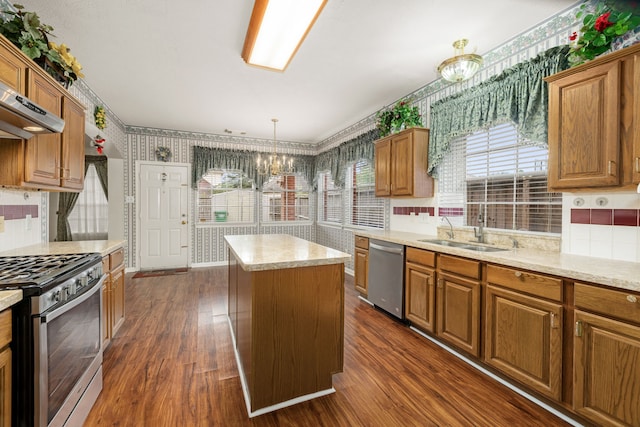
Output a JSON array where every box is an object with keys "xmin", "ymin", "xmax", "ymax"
[{"xmin": 0, "ymin": 80, "xmax": 65, "ymax": 139}]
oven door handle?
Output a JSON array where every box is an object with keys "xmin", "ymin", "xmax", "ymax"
[{"xmin": 43, "ymin": 274, "xmax": 106, "ymax": 323}]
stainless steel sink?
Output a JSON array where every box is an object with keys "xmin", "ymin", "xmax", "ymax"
[{"xmin": 417, "ymin": 239, "xmax": 509, "ymax": 252}]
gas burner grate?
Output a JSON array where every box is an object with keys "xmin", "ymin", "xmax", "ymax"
[{"xmin": 0, "ymin": 253, "xmax": 96, "ymax": 287}]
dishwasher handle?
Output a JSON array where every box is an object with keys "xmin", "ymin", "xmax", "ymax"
[{"xmin": 369, "ymin": 241, "xmax": 404, "ymax": 255}]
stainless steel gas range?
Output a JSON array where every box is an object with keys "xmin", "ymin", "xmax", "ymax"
[{"xmin": 0, "ymin": 253, "xmax": 105, "ymax": 427}]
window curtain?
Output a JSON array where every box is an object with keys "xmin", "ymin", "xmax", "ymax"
[
  {"xmin": 192, "ymin": 147, "xmax": 316, "ymax": 190},
  {"xmin": 56, "ymin": 156, "xmax": 108, "ymax": 241},
  {"xmin": 315, "ymin": 129, "xmax": 379, "ymax": 188},
  {"xmin": 428, "ymin": 45, "xmax": 571, "ymax": 176}
]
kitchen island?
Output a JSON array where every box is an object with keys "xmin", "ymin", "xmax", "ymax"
[{"xmin": 224, "ymin": 234, "xmax": 350, "ymax": 417}]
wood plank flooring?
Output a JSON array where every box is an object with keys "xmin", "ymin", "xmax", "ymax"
[{"xmin": 84, "ymin": 267, "xmax": 571, "ymax": 426}]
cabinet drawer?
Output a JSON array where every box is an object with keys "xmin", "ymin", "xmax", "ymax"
[
  {"xmin": 487, "ymin": 265, "xmax": 562, "ymax": 302},
  {"xmin": 406, "ymin": 247, "xmax": 435, "ymax": 268},
  {"xmin": 355, "ymin": 236, "xmax": 369, "ymax": 250},
  {"xmin": 102, "ymin": 255, "xmax": 110, "ymax": 273},
  {"xmin": 0, "ymin": 309, "xmax": 11, "ymax": 349},
  {"xmin": 438, "ymin": 254, "xmax": 480, "ymax": 280},
  {"xmin": 110, "ymin": 247, "xmax": 125, "ymax": 271},
  {"xmin": 575, "ymin": 282, "xmax": 640, "ymax": 325}
]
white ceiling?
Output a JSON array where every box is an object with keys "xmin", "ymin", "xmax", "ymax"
[{"xmin": 21, "ymin": 0, "xmax": 577, "ymax": 144}]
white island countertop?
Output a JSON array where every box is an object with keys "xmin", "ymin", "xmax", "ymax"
[
  {"xmin": 0, "ymin": 290, "xmax": 22, "ymax": 311},
  {"xmin": 0, "ymin": 240, "xmax": 126, "ymax": 258},
  {"xmin": 225, "ymin": 234, "xmax": 350, "ymax": 271}
]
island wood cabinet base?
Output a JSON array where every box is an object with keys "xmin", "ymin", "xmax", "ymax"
[{"xmin": 228, "ymin": 254, "xmax": 344, "ymax": 415}]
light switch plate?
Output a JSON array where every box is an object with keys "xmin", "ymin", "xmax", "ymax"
[{"xmin": 0, "ymin": 216, "xmax": 4, "ymax": 233}]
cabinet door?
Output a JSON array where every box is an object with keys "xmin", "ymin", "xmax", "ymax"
[
  {"xmin": 0, "ymin": 41, "xmax": 27, "ymax": 92},
  {"xmin": 485, "ymin": 285, "xmax": 563, "ymax": 400},
  {"xmin": 390, "ymin": 132, "xmax": 413, "ymax": 195},
  {"xmin": 354, "ymin": 248, "xmax": 368, "ymax": 295},
  {"xmin": 111, "ymin": 266, "xmax": 126, "ymax": 338},
  {"xmin": 547, "ymin": 60, "xmax": 620, "ymax": 189},
  {"xmin": 405, "ymin": 262, "xmax": 435, "ymax": 333},
  {"xmin": 436, "ymin": 272, "xmax": 480, "ymax": 357},
  {"xmin": 374, "ymin": 139, "xmax": 391, "ymax": 196},
  {"xmin": 25, "ymin": 71, "xmax": 62, "ymax": 186},
  {"xmin": 630, "ymin": 53, "xmax": 640, "ymax": 184},
  {"xmin": 0, "ymin": 347, "xmax": 10, "ymax": 427},
  {"xmin": 61, "ymin": 97, "xmax": 85, "ymax": 190},
  {"xmin": 574, "ymin": 310, "xmax": 640, "ymax": 426}
]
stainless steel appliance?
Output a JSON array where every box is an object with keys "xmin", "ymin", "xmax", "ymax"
[
  {"xmin": 0, "ymin": 253, "xmax": 104, "ymax": 427},
  {"xmin": 0, "ymin": 80, "xmax": 65, "ymax": 139},
  {"xmin": 367, "ymin": 239, "xmax": 405, "ymax": 320}
]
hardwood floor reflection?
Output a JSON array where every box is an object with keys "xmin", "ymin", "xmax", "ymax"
[{"xmin": 84, "ymin": 267, "xmax": 570, "ymax": 426}]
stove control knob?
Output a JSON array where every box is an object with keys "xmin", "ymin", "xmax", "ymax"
[
  {"xmin": 52, "ymin": 290, "xmax": 61, "ymax": 303},
  {"xmin": 62, "ymin": 286, "xmax": 71, "ymax": 301}
]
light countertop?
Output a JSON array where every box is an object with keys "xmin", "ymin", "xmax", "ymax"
[
  {"xmin": 355, "ymin": 229, "xmax": 640, "ymax": 293},
  {"xmin": 0, "ymin": 240, "xmax": 126, "ymax": 258},
  {"xmin": 225, "ymin": 234, "xmax": 350, "ymax": 271},
  {"xmin": 0, "ymin": 290, "xmax": 22, "ymax": 311}
]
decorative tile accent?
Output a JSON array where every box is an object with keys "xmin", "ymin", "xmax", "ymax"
[
  {"xmin": 571, "ymin": 209, "xmax": 591, "ymax": 224},
  {"xmin": 0, "ymin": 205, "xmax": 39, "ymax": 220},
  {"xmin": 591, "ymin": 209, "xmax": 612, "ymax": 225},
  {"xmin": 393, "ymin": 206, "xmax": 435, "ymax": 216},
  {"xmin": 571, "ymin": 208, "xmax": 640, "ymax": 227},
  {"xmin": 613, "ymin": 209, "xmax": 638, "ymax": 226}
]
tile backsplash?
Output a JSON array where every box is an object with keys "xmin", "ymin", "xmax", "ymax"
[
  {"xmin": 563, "ymin": 192, "xmax": 640, "ymax": 262},
  {"xmin": 0, "ymin": 189, "xmax": 44, "ymax": 253}
]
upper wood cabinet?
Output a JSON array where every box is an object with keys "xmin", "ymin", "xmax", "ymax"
[
  {"xmin": 0, "ymin": 35, "xmax": 85, "ymax": 191},
  {"xmin": 374, "ymin": 127, "xmax": 434, "ymax": 198},
  {"xmin": 545, "ymin": 43, "xmax": 640, "ymax": 191}
]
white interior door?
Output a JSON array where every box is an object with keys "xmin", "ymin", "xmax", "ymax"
[{"xmin": 138, "ymin": 163, "xmax": 189, "ymax": 270}]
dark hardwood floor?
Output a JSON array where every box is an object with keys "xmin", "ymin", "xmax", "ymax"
[{"xmin": 84, "ymin": 267, "xmax": 571, "ymax": 426}]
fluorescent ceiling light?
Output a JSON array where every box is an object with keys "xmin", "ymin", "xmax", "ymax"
[{"xmin": 242, "ymin": 0, "xmax": 327, "ymax": 71}]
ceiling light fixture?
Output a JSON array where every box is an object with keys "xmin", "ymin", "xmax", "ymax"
[
  {"xmin": 437, "ymin": 39, "xmax": 483, "ymax": 83},
  {"xmin": 257, "ymin": 119, "xmax": 294, "ymax": 176},
  {"xmin": 242, "ymin": 0, "xmax": 327, "ymax": 71}
]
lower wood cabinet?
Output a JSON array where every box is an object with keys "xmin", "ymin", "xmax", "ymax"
[
  {"xmin": 0, "ymin": 309, "xmax": 11, "ymax": 426},
  {"xmin": 102, "ymin": 247, "xmax": 126, "ymax": 348},
  {"xmin": 573, "ymin": 282, "xmax": 640, "ymax": 426},
  {"xmin": 485, "ymin": 284, "xmax": 563, "ymax": 400},
  {"xmin": 405, "ymin": 247, "xmax": 436, "ymax": 333},
  {"xmin": 354, "ymin": 236, "xmax": 369, "ymax": 295},
  {"xmin": 436, "ymin": 255, "xmax": 481, "ymax": 357}
]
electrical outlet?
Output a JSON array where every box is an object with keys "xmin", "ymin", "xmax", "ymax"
[
  {"xmin": 0, "ymin": 216, "xmax": 4, "ymax": 233},
  {"xmin": 125, "ymin": 196, "xmax": 135, "ymax": 204}
]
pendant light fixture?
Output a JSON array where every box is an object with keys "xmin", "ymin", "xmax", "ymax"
[
  {"xmin": 437, "ymin": 39, "xmax": 483, "ymax": 83},
  {"xmin": 257, "ymin": 118, "xmax": 294, "ymax": 176}
]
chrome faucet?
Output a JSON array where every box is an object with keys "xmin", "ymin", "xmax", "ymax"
[
  {"xmin": 442, "ymin": 216, "xmax": 454, "ymax": 240},
  {"xmin": 474, "ymin": 205, "xmax": 485, "ymax": 243}
]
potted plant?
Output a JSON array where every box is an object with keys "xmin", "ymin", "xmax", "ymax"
[
  {"xmin": 568, "ymin": 1, "xmax": 640, "ymax": 66},
  {"xmin": 376, "ymin": 99, "xmax": 423, "ymax": 137},
  {"xmin": 0, "ymin": 3, "xmax": 84, "ymax": 86}
]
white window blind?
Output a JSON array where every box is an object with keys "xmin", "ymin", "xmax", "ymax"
[
  {"xmin": 346, "ymin": 160, "xmax": 384, "ymax": 229},
  {"xmin": 197, "ymin": 170, "xmax": 255, "ymax": 224},
  {"xmin": 68, "ymin": 164, "xmax": 108, "ymax": 240},
  {"xmin": 439, "ymin": 123, "xmax": 561, "ymax": 233},
  {"xmin": 261, "ymin": 174, "xmax": 310, "ymax": 222},
  {"xmin": 317, "ymin": 172, "xmax": 342, "ymax": 224}
]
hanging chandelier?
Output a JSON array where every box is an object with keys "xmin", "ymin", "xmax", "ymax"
[
  {"xmin": 437, "ymin": 39, "xmax": 483, "ymax": 83},
  {"xmin": 257, "ymin": 118, "xmax": 294, "ymax": 176}
]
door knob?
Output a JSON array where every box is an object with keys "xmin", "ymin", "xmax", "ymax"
[{"xmin": 181, "ymin": 220, "xmax": 187, "ymax": 225}]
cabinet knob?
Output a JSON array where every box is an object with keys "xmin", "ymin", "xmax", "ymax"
[
  {"xmin": 514, "ymin": 271, "xmax": 523, "ymax": 278},
  {"xmin": 627, "ymin": 295, "xmax": 638, "ymax": 303}
]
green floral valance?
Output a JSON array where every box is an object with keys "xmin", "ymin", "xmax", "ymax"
[
  {"xmin": 192, "ymin": 146, "xmax": 316, "ymax": 190},
  {"xmin": 428, "ymin": 45, "xmax": 571, "ymax": 176},
  {"xmin": 315, "ymin": 129, "xmax": 379, "ymax": 188}
]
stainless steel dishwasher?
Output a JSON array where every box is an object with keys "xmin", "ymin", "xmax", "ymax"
[{"xmin": 367, "ymin": 239, "xmax": 405, "ymax": 320}]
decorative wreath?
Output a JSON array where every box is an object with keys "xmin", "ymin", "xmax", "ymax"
[{"xmin": 155, "ymin": 146, "xmax": 172, "ymax": 162}]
